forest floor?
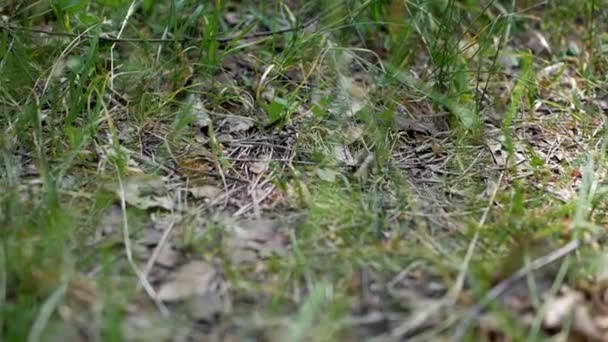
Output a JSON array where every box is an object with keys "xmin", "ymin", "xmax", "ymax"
[{"xmin": 2, "ymin": 1, "xmax": 608, "ymax": 341}]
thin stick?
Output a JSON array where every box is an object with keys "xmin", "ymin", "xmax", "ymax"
[{"xmin": 1, "ymin": 16, "xmax": 319, "ymax": 44}]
